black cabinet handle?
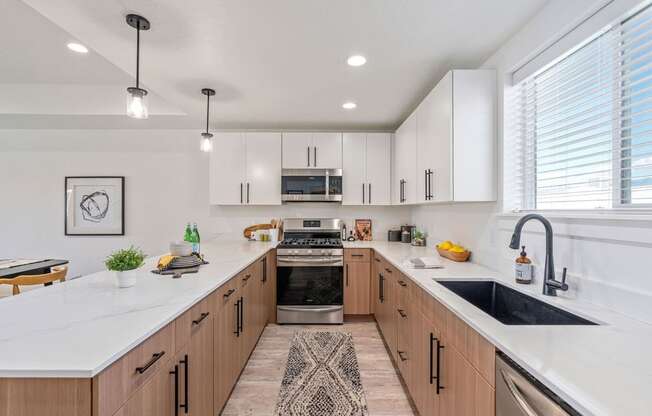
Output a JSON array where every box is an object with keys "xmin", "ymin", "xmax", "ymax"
[
  {"xmin": 262, "ymin": 257, "xmax": 267, "ymax": 282},
  {"xmin": 398, "ymin": 280, "xmax": 407, "ymax": 287},
  {"xmin": 314, "ymin": 146, "xmax": 317, "ymax": 167},
  {"xmin": 192, "ymin": 312, "xmax": 210, "ymax": 326},
  {"xmin": 374, "ymin": 257, "xmax": 380, "ymax": 262},
  {"xmin": 234, "ymin": 299, "xmax": 240, "ymax": 336},
  {"xmin": 429, "ymin": 170, "xmax": 435, "ymax": 199},
  {"xmin": 436, "ymin": 338, "xmax": 445, "ymax": 394},
  {"xmin": 135, "ymin": 351, "xmax": 165, "ymax": 374},
  {"xmin": 425, "ymin": 169, "xmax": 428, "ymax": 200},
  {"xmin": 307, "ymin": 146, "xmax": 310, "ymax": 167},
  {"xmin": 397, "ymin": 350, "xmax": 407, "ymax": 361},
  {"xmin": 246, "ymin": 183, "xmax": 250, "ymax": 204},
  {"xmin": 170, "ymin": 364, "xmax": 179, "ymax": 416},
  {"xmin": 385, "ymin": 267, "xmax": 392, "ymax": 274},
  {"xmin": 243, "ymin": 274, "xmax": 251, "ymax": 282},
  {"xmin": 346, "ymin": 264, "xmax": 349, "ymax": 286},
  {"xmin": 223, "ymin": 288, "xmax": 236, "ymax": 299},
  {"xmin": 239, "ymin": 296, "xmax": 244, "ymax": 333},
  {"xmin": 379, "ymin": 273, "xmax": 384, "ymax": 303},
  {"xmin": 351, "ymin": 254, "xmax": 364, "ymax": 258},
  {"xmin": 362, "ymin": 183, "xmax": 366, "ymax": 204},
  {"xmin": 397, "ymin": 309, "xmax": 407, "ymax": 318},
  {"xmin": 240, "ymin": 183, "xmax": 243, "ymax": 204},
  {"xmin": 180, "ymin": 354, "xmax": 189, "ymax": 413}
]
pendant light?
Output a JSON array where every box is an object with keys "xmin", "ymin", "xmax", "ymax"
[
  {"xmin": 125, "ymin": 14, "xmax": 150, "ymax": 119},
  {"xmin": 200, "ymin": 88, "xmax": 216, "ymax": 152}
]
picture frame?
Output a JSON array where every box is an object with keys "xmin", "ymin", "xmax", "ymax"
[
  {"xmin": 354, "ymin": 219, "xmax": 372, "ymax": 241},
  {"xmin": 65, "ymin": 176, "xmax": 125, "ymax": 236}
]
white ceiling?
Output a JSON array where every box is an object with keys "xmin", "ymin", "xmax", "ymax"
[{"xmin": 1, "ymin": 0, "xmax": 548, "ymax": 130}]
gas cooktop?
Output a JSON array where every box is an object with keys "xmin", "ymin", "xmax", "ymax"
[{"xmin": 277, "ymin": 237, "xmax": 343, "ymax": 249}]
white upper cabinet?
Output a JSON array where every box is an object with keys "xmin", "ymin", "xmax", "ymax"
[
  {"xmin": 394, "ymin": 112, "xmax": 417, "ymax": 204},
  {"xmin": 282, "ymin": 132, "xmax": 342, "ymax": 169},
  {"xmin": 395, "ymin": 69, "xmax": 496, "ymax": 204},
  {"xmin": 245, "ymin": 132, "xmax": 282, "ymax": 205},
  {"xmin": 281, "ymin": 132, "xmax": 313, "ymax": 169},
  {"xmin": 342, "ymin": 133, "xmax": 391, "ymax": 205},
  {"xmin": 210, "ymin": 132, "xmax": 282, "ymax": 205}
]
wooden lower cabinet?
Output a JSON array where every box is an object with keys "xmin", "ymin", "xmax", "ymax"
[
  {"xmin": 213, "ymin": 279, "xmax": 240, "ymax": 413},
  {"xmin": 112, "ymin": 357, "xmax": 176, "ymax": 416},
  {"xmin": 372, "ymin": 250, "xmax": 495, "ymax": 416},
  {"xmin": 186, "ymin": 307, "xmax": 214, "ymax": 416},
  {"xmin": 344, "ymin": 261, "xmax": 371, "ymax": 314},
  {"xmin": 0, "ymin": 378, "xmax": 92, "ymax": 416}
]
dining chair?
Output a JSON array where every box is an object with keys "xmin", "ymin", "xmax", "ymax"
[{"xmin": 0, "ymin": 266, "xmax": 68, "ymax": 295}]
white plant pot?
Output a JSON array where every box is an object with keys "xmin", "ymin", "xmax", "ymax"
[{"xmin": 115, "ymin": 270, "xmax": 138, "ymax": 288}]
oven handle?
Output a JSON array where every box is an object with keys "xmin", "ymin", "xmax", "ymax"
[
  {"xmin": 277, "ymin": 257, "xmax": 343, "ymax": 264},
  {"xmin": 277, "ymin": 306, "xmax": 343, "ymax": 313}
]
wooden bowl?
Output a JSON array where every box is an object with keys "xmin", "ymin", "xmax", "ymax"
[{"xmin": 436, "ymin": 247, "xmax": 471, "ymax": 262}]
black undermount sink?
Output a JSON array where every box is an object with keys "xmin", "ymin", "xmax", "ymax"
[{"xmin": 435, "ymin": 280, "xmax": 598, "ymax": 325}]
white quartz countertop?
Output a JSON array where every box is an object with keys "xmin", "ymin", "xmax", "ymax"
[
  {"xmin": 344, "ymin": 241, "xmax": 652, "ymax": 416},
  {"xmin": 0, "ymin": 239, "xmax": 275, "ymax": 378},
  {"xmin": 1, "ymin": 238, "xmax": 650, "ymax": 416}
]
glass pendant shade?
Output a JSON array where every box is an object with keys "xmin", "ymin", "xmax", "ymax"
[
  {"xmin": 126, "ymin": 87, "xmax": 148, "ymax": 119},
  {"xmin": 200, "ymin": 132, "xmax": 213, "ymax": 153}
]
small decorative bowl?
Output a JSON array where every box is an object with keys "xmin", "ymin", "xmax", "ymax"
[{"xmin": 170, "ymin": 241, "xmax": 192, "ymax": 257}]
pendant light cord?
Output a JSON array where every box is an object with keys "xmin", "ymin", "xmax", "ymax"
[
  {"xmin": 136, "ymin": 26, "xmax": 140, "ymax": 89},
  {"xmin": 206, "ymin": 93, "xmax": 210, "ymax": 133}
]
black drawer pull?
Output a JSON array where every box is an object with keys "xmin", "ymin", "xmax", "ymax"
[
  {"xmin": 180, "ymin": 354, "xmax": 189, "ymax": 413},
  {"xmin": 398, "ymin": 280, "xmax": 407, "ymax": 287},
  {"xmin": 397, "ymin": 350, "xmax": 408, "ymax": 361},
  {"xmin": 223, "ymin": 288, "xmax": 236, "ymax": 299},
  {"xmin": 374, "ymin": 258, "xmax": 381, "ymax": 262},
  {"xmin": 397, "ymin": 309, "xmax": 407, "ymax": 318},
  {"xmin": 351, "ymin": 254, "xmax": 364, "ymax": 258},
  {"xmin": 243, "ymin": 274, "xmax": 251, "ymax": 281},
  {"xmin": 436, "ymin": 338, "xmax": 445, "ymax": 394},
  {"xmin": 234, "ymin": 299, "xmax": 240, "ymax": 336},
  {"xmin": 136, "ymin": 351, "xmax": 165, "ymax": 374},
  {"xmin": 384, "ymin": 268, "xmax": 392, "ymax": 273},
  {"xmin": 192, "ymin": 312, "xmax": 210, "ymax": 326}
]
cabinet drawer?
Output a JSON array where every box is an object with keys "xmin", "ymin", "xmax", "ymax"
[
  {"xmin": 175, "ymin": 296, "xmax": 212, "ymax": 351},
  {"xmin": 345, "ymin": 248, "xmax": 370, "ymax": 263},
  {"xmin": 395, "ymin": 272, "xmax": 411, "ymax": 309},
  {"xmin": 93, "ymin": 322, "xmax": 176, "ymax": 416},
  {"xmin": 112, "ymin": 356, "xmax": 175, "ymax": 416}
]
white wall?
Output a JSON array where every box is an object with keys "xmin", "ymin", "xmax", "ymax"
[
  {"xmin": 412, "ymin": 0, "xmax": 652, "ymax": 323},
  {"xmin": 0, "ymin": 129, "xmax": 409, "ymax": 283}
]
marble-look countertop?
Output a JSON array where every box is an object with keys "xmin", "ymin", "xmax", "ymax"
[
  {"xmin": 344, "ymin": 241, "xmax": 652, "ymax": 416},
  {"xmin": 0, "ymin": 239, "xmax": 275, "ymax": 378},
  {"xmin": 1, "ymin": 238, "xmax": 649, "ymax": 415}
]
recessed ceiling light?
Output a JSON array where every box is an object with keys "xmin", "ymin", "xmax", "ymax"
[
  {"xmin": 67, "ymin": 42, "xmax": 88, "ymax": 54},
  {"xmin": 342, "ymin": 102, "xmax": 357, "ymax": 110},
  {"xmin": 347, "ymin": 55, "xmax": 366, "ymax": 67}
]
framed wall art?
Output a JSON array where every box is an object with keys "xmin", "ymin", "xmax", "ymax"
[{"xmin": 65, "ymin": 176, "xmax": 125, "ymax": 236}]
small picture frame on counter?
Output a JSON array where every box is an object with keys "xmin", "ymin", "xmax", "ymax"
[{"xmin": 354, "ymin": 219, "xmax": 372, "ymax": 241}]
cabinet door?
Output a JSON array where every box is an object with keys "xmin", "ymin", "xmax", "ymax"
[
  {"xmin": 188, "ymin": 308, "xmax": 214, "ymax": 416},
  {"xmin": 210, "ymin": 133, "xmax": 245, "ymax": 205},
  {"xmin": 245, "ymin": 132, "xmax": 282, "ymax": 205},
  {"xmin": 394, "ymin": 112, "xmax": 417, "ymax": 204},
  {"xmin": 396, "ymin": 300, "xmax": 412, "ymax": 386},
  {"xmin": 344, "ymin": 261, "xmax": 370, "ymax": 314},
  {"xmin": 282, "ymin": 132, "xmax": 313, "ymax": 169},
  {"xmin": 113, "ymin": 358, "xmax": 175, "ymax": 416},
  {"xmin": 265, "ymin": 250, "xmax": 276, "ymax": 324},
  {"xmin": 365, "ymin": 133, "xmax": 391, "ymax": 205},
  {"xmin": 342, "ymin": 133, "xmax": 367, "ymax": 205},
  {"xmin": 371, "ymin": 253, "xmax": 382, "ymax": 315},
  {"xmin": 420, "ymin": 72, "xmax": 452, "ymax": 203},
  {"xmin": 213, "ymin": 282, "xmax": 239, "ymax": 414},
  {"xmin": 312, "ymin": 132, "xmax": 342, "ymax": 168},
  {"xmin": 412, "ymin": 314, "xmax": 441, "ymax": 416}
]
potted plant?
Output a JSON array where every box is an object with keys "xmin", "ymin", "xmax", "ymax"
[
  {"xmin": 105, "ymin": 246, "xmax": 146, "ymax": 288},
  {"xmin": 412, "ymin": 230, "xmax": 427, "ymax": 246}
]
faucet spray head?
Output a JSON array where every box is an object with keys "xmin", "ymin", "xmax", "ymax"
[{"xmin": 509, "ymin": 232, "xmax": 520, "ymax": 250}]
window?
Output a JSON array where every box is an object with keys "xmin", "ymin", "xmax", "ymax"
[{"xmin": 508, "ymin": 4, "xmax": 652, "ymax": 210}]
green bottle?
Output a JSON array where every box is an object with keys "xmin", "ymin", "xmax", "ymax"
[
  {"xmin": 184, "ymin": 223, "xmax": 193, "ymax": 247},
  {"xmin": 191, "ymin": 223, "xmax": 201, "ymax": 254}
]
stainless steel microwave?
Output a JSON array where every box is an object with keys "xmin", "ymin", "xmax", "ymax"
[{"xmin": 281, "ymin": 169, "xmax": 343, "ymax": 202}]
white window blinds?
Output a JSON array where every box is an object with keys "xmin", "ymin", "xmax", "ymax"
[{"xmin": 508, "ymin": 3, "xmax": 652, "ymax": 210}]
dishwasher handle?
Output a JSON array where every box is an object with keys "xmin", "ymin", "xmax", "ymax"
[{"xmin": 500, "ymin": 369, "xmax": 539, "ymax": 416}]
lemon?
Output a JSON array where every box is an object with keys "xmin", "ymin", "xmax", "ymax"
[
  {"xmin": 438, "ymin": 241, "xmax": 453, "ymax": 250},
  {"xmin": 450, "ymin": 245, "xmax": 466, "ymax": 253}
]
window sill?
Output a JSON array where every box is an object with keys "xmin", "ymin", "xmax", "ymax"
[{"xmin": 496, "ymin": 209, "xmax": 652, "ymax": 223}]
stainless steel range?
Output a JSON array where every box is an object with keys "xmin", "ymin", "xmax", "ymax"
[{"xmin": 276, "ymin": 218, "xmax": 344, "ymax": 324}]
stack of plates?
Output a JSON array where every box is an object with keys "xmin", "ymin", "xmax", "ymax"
[{"xmin": 169, "ymin": 255, "xmax": 204, "ymax": 269}]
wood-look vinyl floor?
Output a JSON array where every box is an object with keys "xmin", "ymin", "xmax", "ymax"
[{"xmin": 221, "ymin": 319, "xmax": 416, "ymax": 416}]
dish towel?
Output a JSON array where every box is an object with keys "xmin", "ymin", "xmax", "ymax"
[{"xmin": 409, "ymin": 257, "xmax": 443, "ymax": 269}]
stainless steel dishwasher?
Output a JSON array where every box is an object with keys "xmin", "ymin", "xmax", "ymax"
[{"xmin": 496, "ymin": 353, "xmax": 581, "ymax": 416}]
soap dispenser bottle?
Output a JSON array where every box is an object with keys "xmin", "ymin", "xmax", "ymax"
[{"xmin": 515, "ymin": 246, "xmax": 533, "ymax": 284}]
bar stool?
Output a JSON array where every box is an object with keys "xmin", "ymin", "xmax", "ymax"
[{"xmin": 0, "ymin": 266, "xmax": 68, "ymax": 295}]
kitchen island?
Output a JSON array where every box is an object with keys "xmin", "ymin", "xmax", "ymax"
[{"xmin": 0, "ymin": 239, "xmax": 650, "ymax": 416}]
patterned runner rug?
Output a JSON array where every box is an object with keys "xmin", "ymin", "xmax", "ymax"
[{"xmin": 274, "ymin": 331, "xmax": 369, "ymax": 416}]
